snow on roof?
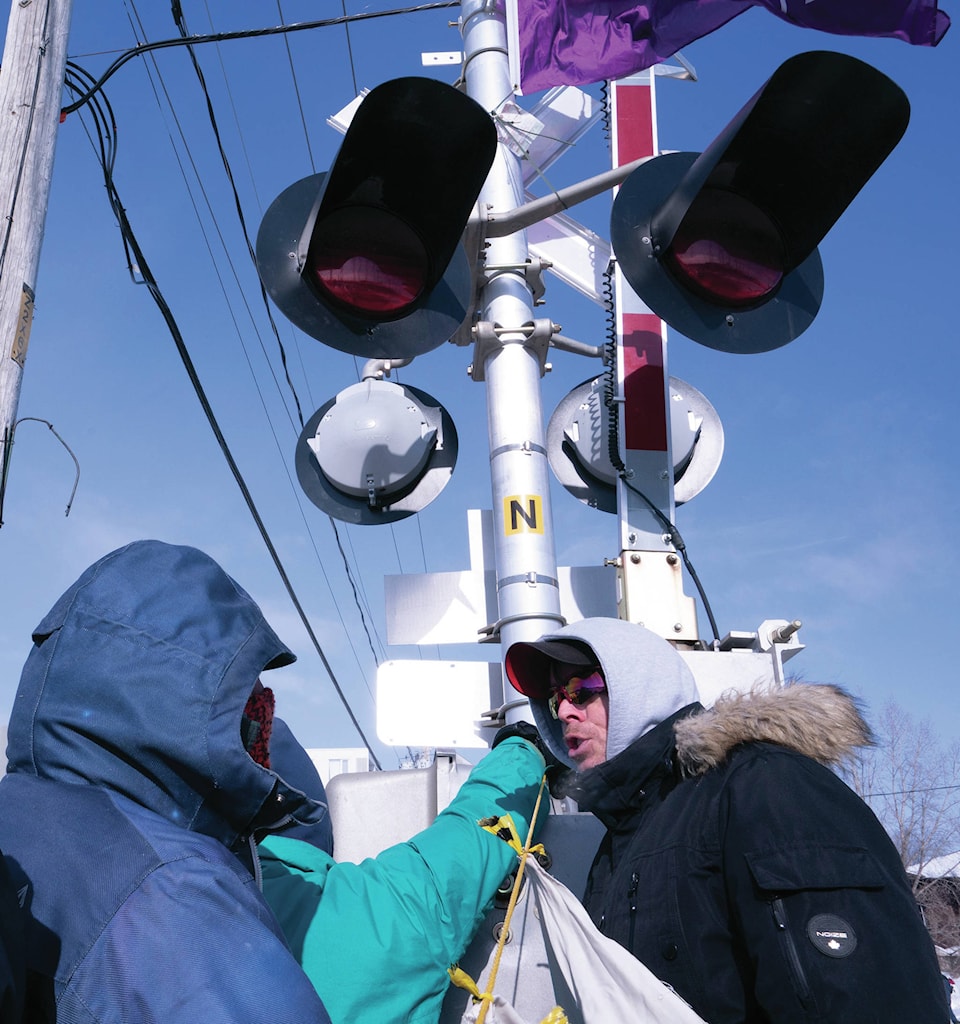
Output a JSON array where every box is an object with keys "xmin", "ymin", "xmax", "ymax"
[{"xmin": 907, "ymin": 852, "xmax": 960, "ymax": 879}]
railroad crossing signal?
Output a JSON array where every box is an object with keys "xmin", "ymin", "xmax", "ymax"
[
  {"xmin": 256, "ymin": 77, "xmax": 497, "ymax": 359},
  {"xmin": 610, "ymin": 51, "xmax": 910, "ymax": 354}
]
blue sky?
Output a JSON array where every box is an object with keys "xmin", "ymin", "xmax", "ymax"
[{"xmin": 0, "ymin": 0, "xmax": 957, "ymax": 769}]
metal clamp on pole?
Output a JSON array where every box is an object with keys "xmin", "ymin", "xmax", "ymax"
[
  {"xmin": 478, "ymin": 698, "xmax": 531, "ymax": 728},
  {"xmin": 468, "ymin": 319, "xmax": 558, "ymax": 381},
  {"xmin": 477, "ymin": 608, "xmax": 567, "ymax": 643},
  {"xmin": 479, "ymin": 257, "xmax": 550, "ymax": 305}
]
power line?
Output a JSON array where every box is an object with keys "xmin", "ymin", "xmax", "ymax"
[
  {"xmin": 62, "ymin": 2, "xmax": 459, "ymax": 115},
  {"xmin": 164, "ymin": 4, "xmax": 387, "ymax": 671},
  {"xmin": 276, "ymin": 0, "xmax": 319, "ymax": 173},
  {"xmin": 865, "ymin": 784, "xmax": 960, "ymax": 798},
  {"xmin": 338, "ymin": 0, "xmax": 361, "ymax": 97},
  {"xmin": 169, "ymin": 4, "xmax": 306, "ymax": 427},
  {"xmin": 62, "ymin": 64, "xmax": 384, "ymax": 770}
]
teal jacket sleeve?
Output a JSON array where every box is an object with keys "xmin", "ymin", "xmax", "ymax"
[{"xmin": 259, "ymin": 737, "xmax": 546, "ymax": 1024}]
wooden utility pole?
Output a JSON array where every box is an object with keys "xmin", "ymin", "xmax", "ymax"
[{"xmin": 0, "ymin": 0, "xmax": 73, "ymax": 521}]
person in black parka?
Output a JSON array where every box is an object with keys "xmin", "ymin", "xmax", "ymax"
[{"xmin": 505, "ymin": 616, "xmax": 949, "ymax": 1024}]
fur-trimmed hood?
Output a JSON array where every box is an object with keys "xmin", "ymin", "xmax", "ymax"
[
  {"xmin": 674, "ymin": 682, "xmax": 874, "ymax": 777},
  {"xmin": 572, "ymin": 681, "xmax": 874, "ymax": 823}
]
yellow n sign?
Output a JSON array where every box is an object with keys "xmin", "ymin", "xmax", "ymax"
[{"xmin": 503, "ymin": 495, "xmax": 543, "ymax": 535}]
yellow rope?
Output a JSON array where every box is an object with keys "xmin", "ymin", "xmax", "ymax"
[{"xmin": 475, "ymin": 772, "xmax": 549, "ymax": 1024}]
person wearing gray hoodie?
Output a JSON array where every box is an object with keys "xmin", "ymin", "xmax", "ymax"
[{"xmin": 505, "ymin": 617, "xmax": 948, "ymax": 1024}]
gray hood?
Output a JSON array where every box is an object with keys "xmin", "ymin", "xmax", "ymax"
[{"xmin": 506, "ymin": 617, "xmax": 699, "ymax": 769}]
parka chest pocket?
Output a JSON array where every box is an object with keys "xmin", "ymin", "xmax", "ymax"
[
  {"xmin": 744, "ymin": 844, "xmax": 886, "ymax": 1013},
  {"xmin": 605, "ymin": 849, "xmax": 706, "ymax": 1005}
]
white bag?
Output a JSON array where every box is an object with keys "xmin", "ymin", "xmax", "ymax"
[
  {"xmin": 522, "ymin": 857, "xmax": 709, "ymax": 1024},
  {"xmin": 458, "ymin": 994, "xmax": 544, "ymax": 1024}
]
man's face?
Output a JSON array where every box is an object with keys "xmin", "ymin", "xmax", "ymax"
[{"xmin": 550, "ymin": 664, "xmax": 609, "ymax": 770}]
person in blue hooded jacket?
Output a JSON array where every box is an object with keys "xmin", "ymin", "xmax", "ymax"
[
  {"xmin": 0, "ymin": 540, "xmax": 549, "ymax": 1024},
  {"xmin": 0, "ymin": 540, "xmax": 333, "ymax": 1023}
]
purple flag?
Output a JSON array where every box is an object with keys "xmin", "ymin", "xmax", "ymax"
[{"xmin": 507, "ymin": 0, "xmax": 950, "ymax": 93}]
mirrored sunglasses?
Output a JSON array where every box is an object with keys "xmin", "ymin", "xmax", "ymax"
[{"xmin": 548, "ymin": 668, "xmax": 606, "ymax": 719}]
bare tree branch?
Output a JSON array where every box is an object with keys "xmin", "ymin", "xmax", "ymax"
[{"xmin": 843, "ymin": 700, "xmax": 960, "ymax": 963}]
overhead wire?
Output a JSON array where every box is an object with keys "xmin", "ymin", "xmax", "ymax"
[
  {"xmin": 166, "ymin": 2, "xmax": 386, "ymax": 674},
  {"xmin": 62, "ymin": 60, "xmax": 384, "ymax": 771},
  {"xmin": 121, "ymin": 5, "xmax": 382, "ymax": 696},
  {"xmin": 168, "ymin": 4, "xmax": 306, "ymax": 428},
  {"xmin": 120, "ymin": 6, "xmax": 301, "ymax": 433},
  {"xmin": 255, "ymin": 3, "xmax": 431, "ymax": 664},
  {"xmin": 276, "ymin": 0, "xmax": 318, "ymax": 173},
  {"xmin": 198, "ymin": 2, "xmax": 267, "ymax": 210},
  {"xmin": 337, "ymin": 0, "xmax": 361, "ymax": 97},
  {"xmin": 865, "ymin": 784, "xmax": 960, "ymax": 797},
  {"xmin": 62, "ymin": 1, "xmax": 460, "ymax": 116}
]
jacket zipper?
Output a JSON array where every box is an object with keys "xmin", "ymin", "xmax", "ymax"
[
  {"xmin": 771, "ymin": 896, "xmax": 810, "ymax": 1003},
  {"xmin": 627, "ymin": 871, "xmax": 639, "ymax": 949},
  {"xmin": 247, "ymin": 833, "xmax": 263, "ymax": 890}
]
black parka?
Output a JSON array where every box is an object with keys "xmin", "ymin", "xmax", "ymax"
[{"xmin": 573, "ymin": 689, "xmax": 948, "ymax": 1024}]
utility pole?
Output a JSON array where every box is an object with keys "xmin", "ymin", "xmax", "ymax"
[{"xmin": 0, "ymin": 0, "xmax": 74, "ymax": 521}]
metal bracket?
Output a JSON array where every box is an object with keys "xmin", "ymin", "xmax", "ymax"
[
  {"xmin": 479, "ymin": 698, "xmax": 530, "ymax": 728},
  {"xmin": 468, "ymin": 318, "xmax": 558, "ymax": 381},
  {"xmin": 478, "ymin": 257, "xmax": 550, "ymax": 306},
  {"xmin": 477, "ymin": 608, "xmax": 567, "ymax": 643}
]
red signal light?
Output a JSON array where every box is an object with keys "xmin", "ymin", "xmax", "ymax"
[
  {"xmin": 306, "ymin": 208, "xmax": 429, "ymax": 318},
  {"xmin": 256, "ymin": 77, "xmax": 497, "ymax": 358},
  {"xmin": 610, "ymin": 52, "xmax": 909, "ymax": 353},
  {"xmin": 662, "ymin": 188, "xmax": 785, "ymax": 307}
]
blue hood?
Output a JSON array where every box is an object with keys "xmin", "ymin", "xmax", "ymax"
[
  {"xmin": 269, "ymin": 718, "xmax": 334, "ymax": 855},
  {"xmin": 6, "ymin": 540, "xmax": 326, "ymax": 850}
]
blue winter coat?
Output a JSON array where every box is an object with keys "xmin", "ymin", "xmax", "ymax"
[{"xmin": 0, "ymin": 540, "xmax": 332, "ymax": 1023}]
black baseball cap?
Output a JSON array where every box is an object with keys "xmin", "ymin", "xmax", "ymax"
[{"xmin": 505, "ymin": 637, "xmax": 598, "ymax": 699}]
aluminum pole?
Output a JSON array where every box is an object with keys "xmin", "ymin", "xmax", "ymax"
[{"xmin": 460, "ymin": 0, "xmax": 563, "ymax": 718}]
